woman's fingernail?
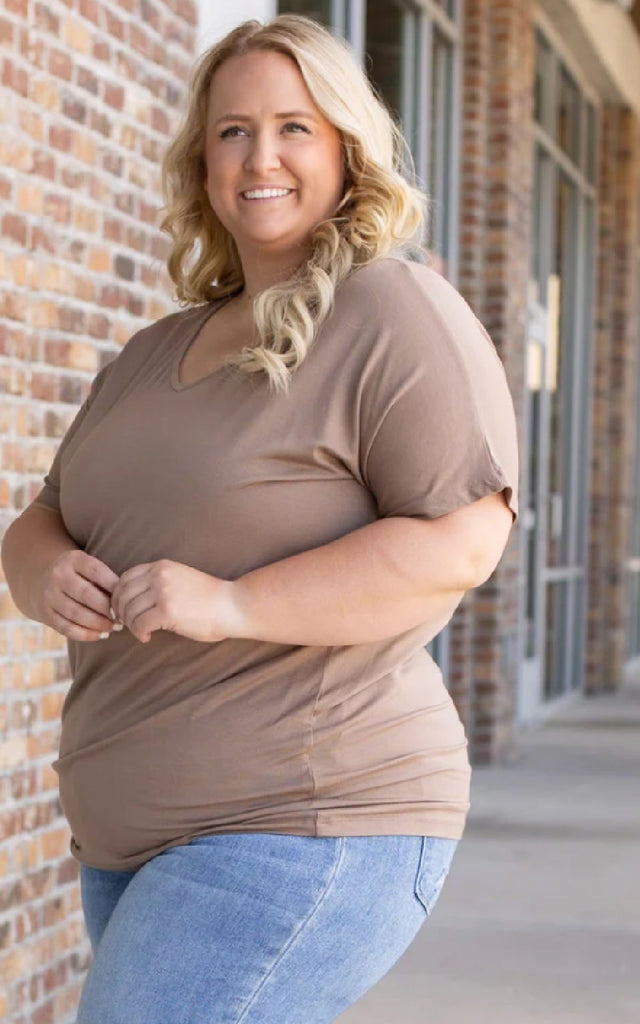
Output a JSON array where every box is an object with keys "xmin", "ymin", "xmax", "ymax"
[
  {"xmin": 112, "ymin": 623, "xmax": 124, "ymax": 632},
  {"xmin": 99, "ymin": 632, "xmax": 109, "ymax": 640},
  {"xmin": 109, "ymin": 608, "xmax": 116, "ymax": 620}
]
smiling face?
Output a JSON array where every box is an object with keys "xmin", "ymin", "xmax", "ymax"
[{"xmin": 203, "ymin": 49, "xmax": 346, "ymax": 267}]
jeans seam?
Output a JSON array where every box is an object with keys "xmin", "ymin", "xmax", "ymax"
[
  {"xmin": 232, "ymin": 836, "xmax": 346, "ymax": 1024},
  {"xmin": 413, "ymin": 836, "xmax": 429, "ymax": 912},
  {"xmin": 414, "ymin": 837, "xmax": 457, "ymax": 915}
]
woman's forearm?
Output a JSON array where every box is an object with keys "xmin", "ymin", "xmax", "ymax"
[
  {"xmin": 227, "ymin": 515, "xmax": 479, "ymax": 646},
  {"xmin": 1, "ymin": 505, "xmax": 79, "ymax": 623}
]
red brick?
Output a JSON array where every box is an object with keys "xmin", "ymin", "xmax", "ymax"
[{"xmin": 0, "ymin": 0, "xmax": 195, "ymax": 1011}]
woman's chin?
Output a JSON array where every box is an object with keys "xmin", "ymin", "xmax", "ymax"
[{"xmin": 238, "ymin": 228, "xmax": 306, "ymax": 251}]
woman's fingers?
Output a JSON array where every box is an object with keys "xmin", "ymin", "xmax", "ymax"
[
  {"xmin": 48, "ymin": 608, "xmax": 113, "ymax": 643},
  {"xmin": 41, "ymin": 550, "xmax": 123, "ymax": 642},
  {"xmin": 55, "ymin": 590, "xmax": 115, "ymax": 635}
]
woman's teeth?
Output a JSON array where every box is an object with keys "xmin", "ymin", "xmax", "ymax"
[{"xmin": 241, "ymin": 188, "xmax": 294, "ymax": 200}]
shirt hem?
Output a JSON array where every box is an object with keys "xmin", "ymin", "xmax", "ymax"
[{"xmin": 70, "ymin": 806, "xmax": 469, "ymax": 872}]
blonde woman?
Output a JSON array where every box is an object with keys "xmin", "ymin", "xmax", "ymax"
[{"xmin": 1, "ymin": 14, "xmax": 518, "ymax": 1023}]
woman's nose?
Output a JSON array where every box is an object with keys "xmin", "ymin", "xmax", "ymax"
[{"xmin": 243, "ymin": 130, "xmax": 281, "ymax": 174}]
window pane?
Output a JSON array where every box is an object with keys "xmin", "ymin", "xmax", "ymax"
[
  {"xmin": 365, "ymin": 0, "xmax": 405, "ymax": 127},
  {"xmin": 534, "ymin": 32, "xmax": 544, "ymax": 126},
  {"xmin": 277, "ymin": 0, "xmax": 331, "ymax": 27},
  {"xmin": 547, "ymin": 171, "xmax": 579, "ymax": 571},
  {"xmin": 366, "ymin": 1, "xmax": 424, "ymax": 165},
  {"xmin": 585, "ymin": 101, "xmax": 597, "ymax": 184},
  {"xmin": 524, "ymin": 334, "xmax": 543, "ymax": 660},
  {"xmin": 531, "ymin": 147, "xmax": 552, "ymax": 301},
  {"xmin": 557, "ymin": 65, "xmax": 581, "ymax": 165},
  {"xmin": 626, "ymin": 251, "xmax": 640, "ymax": 658},
  {"xmin": 544, "ymin": 579, "xmax": 572, "ymax": 699},
  {"xmin": 534, "ymin": 30, "xmax": 553, "ymax": 132},
  {"xmin": 429, "ymin": 29, "xmax": 453, "ymax": 265},
  {"xmin": 575, "ymin": 196, "xmax": 595, "ymax": 568}
]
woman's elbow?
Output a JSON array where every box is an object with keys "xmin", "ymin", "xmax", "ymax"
[{"xmin": 467, "ymin": 493, "xmax": 516, "ymax": 586}]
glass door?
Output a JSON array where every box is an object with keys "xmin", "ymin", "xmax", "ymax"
[
  {"xmin": 625, "ymin": 252, "xmax": 640, "ymax": 661},
  {"xmin": 542, "ymin": 172, "xmax": 591, "ymax": 701},
  {"xmin": 519, "ymin": 29, "xmax": 597, "ymax": 721},
  {"xmin": 519, "ymin": 154, "xmax": 592, "ymax": 718},
  {"xmin": 519, "ymin": 281, "xmax": 552, "ymax": 720}
]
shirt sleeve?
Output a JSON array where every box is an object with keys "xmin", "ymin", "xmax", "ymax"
[
  {"xmin": 31, "ymin": 361, "xmax": 115, "ymax": 514},
  {"xmin": 360, "ymin": 261, "xmax": 519, "ymax": 523}
]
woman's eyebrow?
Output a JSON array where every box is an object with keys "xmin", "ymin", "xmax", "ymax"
[{"xmin": 215, "ymin": 110, "xmax": 319, "ymax": 125}]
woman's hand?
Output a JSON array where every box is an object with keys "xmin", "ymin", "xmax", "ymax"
[
  {"xmin": 39, "ymin": 549, "xmax": 120, "ymax": 642},
  {"xmin": 109, "ymin": 560, "xmax": 238, "ymax": 644}
]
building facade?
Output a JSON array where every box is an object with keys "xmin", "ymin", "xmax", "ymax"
[
  {"xmin": 0, "ymin": 0, "xmax": 639, "ymax": 1019},
  {"xmin": 203, "ymin": 0, "xmax": 640, "ymax": 755}
]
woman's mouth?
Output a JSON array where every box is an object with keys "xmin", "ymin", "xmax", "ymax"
[{"xmin": 240, "ymin": 188, "xmax": 296, "ymax": 201}]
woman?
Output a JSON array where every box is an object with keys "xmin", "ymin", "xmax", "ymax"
[{"xmin": 1, "ymin": 14, "xmax": 519, "ymax": 1023}]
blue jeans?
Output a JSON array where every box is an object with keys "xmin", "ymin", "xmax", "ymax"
[{"xmin": 77, "ymin": 832, "xmax": 459, "ymax": 1024}]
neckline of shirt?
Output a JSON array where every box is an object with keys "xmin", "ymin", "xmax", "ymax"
[
  {"xmin": 169, "ymin": 255, "xmax": 413, "ymax": 392},
  {"xmin": 170, "ymin": 295, "xmax": 238, "ymax": 392}
]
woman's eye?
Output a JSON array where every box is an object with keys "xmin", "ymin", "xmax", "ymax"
[
  {"xmin": 219, "ymin": 126, "xmax": 246, "ymax": 139},
  {"xmin": 219, "ymin": 123, "xmax": 310, "ymax": 139}
]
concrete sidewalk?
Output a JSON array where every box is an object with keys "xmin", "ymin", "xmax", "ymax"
[{"xmin": 337, "ymin": 663, "xmax": 640, "ymax": 1024}]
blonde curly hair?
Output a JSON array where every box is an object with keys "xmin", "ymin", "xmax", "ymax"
[{"xmin": 159, "ymin": 14, "xmax": 429, "ymax": 395}]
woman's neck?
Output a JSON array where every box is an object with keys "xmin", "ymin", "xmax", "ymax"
[{"xmin": 236, "ymin": 246, "xmax": 308, "ymax": 301}]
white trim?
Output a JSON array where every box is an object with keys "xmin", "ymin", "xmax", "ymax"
[
  {"xmin": 413, "ymin": 0, "xmax": 461, "ymax": 42},
  {"xmin": 197, "ymin": 0, "xmax": 277, "ymax": 54},
  {"xmin": 532, "ymin": 124, "xmax": 597, "ymax": 200},
  {"xmin": 536, "ymin": 0, "xmax": 640, "ymax": 116},
  {"xmin": 348, "ymin": 0, "xmax": 366, "ymax": 58},
  {"xmin": 534, "ymin": 4, "xmax": 602, "ymax": 107},
  {"xmin": 516, "ymin": 687, "xmax": 583, "ymax": 730}
]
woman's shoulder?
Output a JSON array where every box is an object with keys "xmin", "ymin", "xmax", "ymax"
[
  {"xmin": 113, "ymin": 303, "xmax": 212, "ymax": 364},
  {"xmin": 341, "ymin": 255, "xmax": 464, "ymax": 316},
  {"xmin": 338, "ymin": 254, "xmax": 503, "ymax": 374},
  {"xmin": 127, "ymin": 303, "xmax": 211, "ymax": 348}
]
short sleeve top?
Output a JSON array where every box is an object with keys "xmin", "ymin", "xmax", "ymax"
[{"xmin": 33, "ymin": 255, "xmax": 519, "ymax": 870}]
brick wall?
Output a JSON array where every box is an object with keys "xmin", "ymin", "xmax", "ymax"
[
  {"xmin": 3, "ymin": 0, "xmax": 638, "ymax": 1016},
  {"xmin": 476, "ymin": 0, "xmax": 531, "ymax": 759},
  {"xmin": 587, "ymin": 105, "xmax": 640, "ymax": 694},
  {"xmin": 448, "ymin": 0, "xmax": 490, "ymax": 746},
  {"xmin": 0, "ymin": 1, "xmax": 197, "ymax": 1019},
  {"xmin": 452, "ymin": 0, "xmax": 532, "ymax": 763}
]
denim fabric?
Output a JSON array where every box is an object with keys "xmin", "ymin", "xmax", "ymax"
[{"xmin": 77, "ymin": 832, "xmax": 458, "ymax": 1024}]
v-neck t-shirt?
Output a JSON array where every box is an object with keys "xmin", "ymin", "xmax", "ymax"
[{"xmin": 33, "ymin": 255, "xmax": 519, "ymax": 871}]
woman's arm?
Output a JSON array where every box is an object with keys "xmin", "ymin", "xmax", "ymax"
[
  {"xmin": 227, "ymin": 492, "xmax": 514, "ymax": 646},
  {"xmin": 1, "ymin": 505, "xmax": 80, "ymax": 622},
  {"xmin": 2, "ymin": 505, "xmax": 120, "ymax": 639}
]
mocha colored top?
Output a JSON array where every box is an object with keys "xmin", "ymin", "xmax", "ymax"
[{"xmin": 33, "ymin": 256, "xmax": 519, "ymax": 871}]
